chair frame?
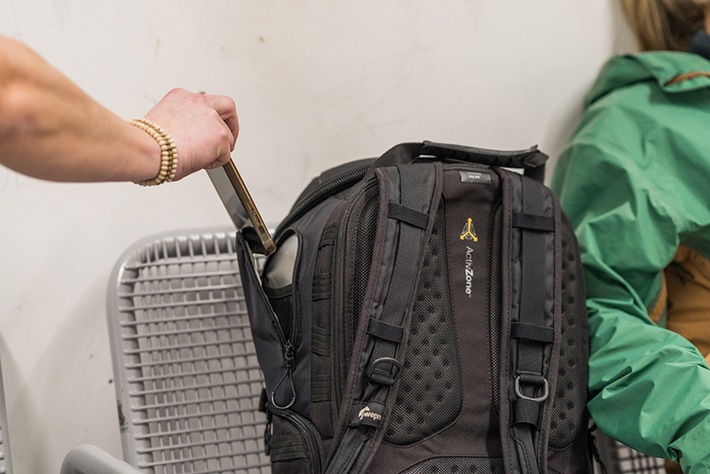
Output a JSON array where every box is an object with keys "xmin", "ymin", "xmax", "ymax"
[
  {"xmin": 0, "ymin": 360, "xmax": 13, "ymax": 474},
  {"xmin": 106, "ymin": 228, "xmax": 269, "ymax": 473}
]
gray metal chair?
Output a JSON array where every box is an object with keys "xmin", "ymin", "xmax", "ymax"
[
  {"xmin": 595, "ymin": 432, "xmax": 667, "ymax": 474},
  {"xmin": 0, "ymin": 360, "xmax": 13, "ymax": 474},
  {"xmin": 60, "ymin": 445, "xmax": 140, "ymax": 474},
  {"xmin": 106, "ymin": 228, "xmax": 269, "ymax": 473}
]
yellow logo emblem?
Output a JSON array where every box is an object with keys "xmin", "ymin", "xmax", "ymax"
[{"xmin": 460, "ymin": 218, "xmax": 478, "ymax": 242}]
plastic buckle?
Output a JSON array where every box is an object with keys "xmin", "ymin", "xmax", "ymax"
[
  {"xmin": 514, "ymin": 373, "xmax": 549, "ymax": 402},
  {"xmin": 366, "ymin": 357, "xmax": 404, "ymax": 386}
]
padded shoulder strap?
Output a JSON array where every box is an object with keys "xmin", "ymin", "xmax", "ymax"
[
  {"xmin": 502, "ymin": 174, "xmax": 558, "ymax": 474},
  {"xmin": 325, "ymin": 162, "xmax": 443, "ymax": 474}
]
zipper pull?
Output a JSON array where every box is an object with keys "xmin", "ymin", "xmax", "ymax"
[
  {"xmin": 284, "ymin": 342, "xmax": 295, "ymax": 369},
  {"xmin": 271, "ymin": 342, "xmax": 297, "ymax": 410}
]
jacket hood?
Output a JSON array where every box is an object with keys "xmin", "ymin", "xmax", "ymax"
[{"xmin": 586, "ymin": 52, "xmax": 710, "ymax": 106}]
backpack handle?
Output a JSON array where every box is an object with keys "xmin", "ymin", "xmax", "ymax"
[{"xmin": 372, "ymin": 141, "xmax": 548, "ymax": 181}]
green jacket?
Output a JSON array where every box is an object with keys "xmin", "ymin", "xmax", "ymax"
[{"xmin": 551, "ymin": 52, "xmax": 710, "ymax": 472}]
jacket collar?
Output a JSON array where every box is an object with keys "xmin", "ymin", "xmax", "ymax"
[{"xmin": 586, "ymin": 39, "xmax": 710, "ymax": 106}]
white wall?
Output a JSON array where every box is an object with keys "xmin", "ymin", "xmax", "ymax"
[{"xmin": 0, "ymin": 1, "xmax": 636, "ymax": 472}]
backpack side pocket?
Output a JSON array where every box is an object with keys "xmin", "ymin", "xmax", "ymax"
[
  {"xmin": 267, "ymin": 407, "xmax": 325, "ymax": 474},
  {"xmin": 236, "ymin": 232, "xmax": 296, "ymax": 410}
]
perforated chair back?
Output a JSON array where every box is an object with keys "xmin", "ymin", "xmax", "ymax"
[
  {"xmin": 107, "ymin": 229, "xmax": 269, "ymax": 473},
  {"xmin": 0, "ymin": 360, "xmax": 13, "ymax": 474}
]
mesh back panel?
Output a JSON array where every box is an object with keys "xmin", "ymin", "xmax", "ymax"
[
  {"xmin": 549, "ymin": 222, "xmax": 589, "ymax": 449},
  {"xmin": 489, "ymin": 205, "xmax": 502, "ymax": 414},
  {"xmin": 385, "ymin": 211, "xmax": 462, "ymax": 445},
  {"xmin": 109, "ymin": 230, "xmax": 270, "ymax": 473},
  {"xmin": 401, "ymin": 457, "xmax": 504, "ymax": 473},
  {"xmin": 353, "ymin": 195, "xmax": 379, "ymax": 336}
]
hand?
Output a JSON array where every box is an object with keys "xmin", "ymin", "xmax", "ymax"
[{"xmin": 144, "ymin": 88, "xmax": 239, "ymax": 181}]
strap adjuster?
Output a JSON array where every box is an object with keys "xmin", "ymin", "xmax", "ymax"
[
  {"xmin": 514, "ymin": 373, "xmax": 549, "ymax": 402},
  {"xmin": 367, "ymin": 357, "xmax": 403, "ymax": 386}
]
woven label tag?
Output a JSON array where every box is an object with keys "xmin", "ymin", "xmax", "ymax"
[{"xmin": 459, "ymin": 171, "xmax": 492, "ymax": 184}]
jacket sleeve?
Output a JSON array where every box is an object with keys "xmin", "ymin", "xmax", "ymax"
[{"xmin": 552, "ymin": 135, "xmax": 710, "ymax": 472}]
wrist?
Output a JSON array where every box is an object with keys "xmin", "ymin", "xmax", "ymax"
[{"xmin": 128, "ymin": 118, "xmax": 179, "ymax": 186}]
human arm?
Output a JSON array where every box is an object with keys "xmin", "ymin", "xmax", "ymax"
[
  {"xmin": 552, "ymin": 132, "xmax": 710, "ymax": 472},
  {"xmin": 0, "ymin": 35, "xmax": 238, "ymax": 182}
]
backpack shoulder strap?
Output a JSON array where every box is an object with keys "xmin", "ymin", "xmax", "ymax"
[
  {"xmin": 325, "ymin": 162, "xmax": 443, "ymax": 474},
  {"xmin": 501, "ymin": 173, "xmax": 559, "ymax": 474}
]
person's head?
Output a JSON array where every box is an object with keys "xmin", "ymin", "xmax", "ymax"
[{"xmin": 621, "ymin": 0, "xmax": 710, "ymax": 51}]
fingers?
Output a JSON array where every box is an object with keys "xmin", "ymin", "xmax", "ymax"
[
  {"xmin": 161, "ymin": 89, "xmax": 239, "ymax": 146},
  {"xmin": 215, "ymin": 148, "xmax": 232, "ymax": 167},
  {"xmin": 203, "ymin": 150, "xmax": 232, "ymax": 172},
  {"xmin": 205, "ymin": 158, "xmax": 228, "ymax": 170},
  {"xmin": 143, "ymin": 89, "xmax": 239, "ymax": 180},
  {"xmin": 201, "ymin": 93, "xmax": 239, "ymax": 149}
]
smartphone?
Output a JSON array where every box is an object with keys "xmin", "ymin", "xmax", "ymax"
[{"xmin": 207, "ymin": 160, "xmax": 276, "ymax": 255}]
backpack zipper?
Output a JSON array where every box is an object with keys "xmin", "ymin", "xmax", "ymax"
[
  {"xmin": 277, "ymin": 161, "xmax": 489, "ymax": 236},
  {"xmin": 276, "ymin": 164, "xmax": 372, "ymax": 235},
  {"xmin": 240, "ymin": 243, "xmax": 297, "ymax": 409}
]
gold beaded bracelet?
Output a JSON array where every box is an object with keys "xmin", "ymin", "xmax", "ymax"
[{"xmin": 129, "ymin": 118, "xmax": 179, "ymax": 186}]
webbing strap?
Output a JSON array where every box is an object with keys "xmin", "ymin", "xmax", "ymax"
[
  {"xmin": 388, "ymin": 202, "xmax": 429, "ymax": 229},
  {"xmin": 511, "ymin": 322, "xmax": 554, "ymax": 344},
  {"xmin": 515, "ymin": 178, "xmax": 553, "ymax": 417},
  {"xmin": 514, "ymin": 398, "xmax": 544, "ymax": 426},
  {"xmin": 508, "ymin": 177, "xmax": 555, "ymax": 474},
  {"xmin": 367, "ymin": 318, "xmax": 405, "ymax": 344},
  {"xmin": 325, "ymin": 163, "xmax": 441, "ymax": 474},
  {"xmin": 512, "ymin": 212, "xmax": 554, "ymax": 232}
]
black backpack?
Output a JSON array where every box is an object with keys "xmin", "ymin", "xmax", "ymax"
[{"xmin": 236, "ymin": 141, "xmax": 591, "ymax": 473}]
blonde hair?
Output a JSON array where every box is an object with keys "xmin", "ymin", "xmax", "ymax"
[{"xmin": 621, "ymin": 0, "xmax": 709, "ymax": 51}]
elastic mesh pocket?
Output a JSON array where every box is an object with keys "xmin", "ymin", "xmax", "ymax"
[
  {"xmin": 384, "ymin": 206, "xmax": 462, "ymax": 446},
  {"xmin": 400, "ymin": 457, "xmax": 504, "ymax": 473},
  {"xmin": 549, "ymin": 217, "xmax": 589, "ymax": 449}
]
